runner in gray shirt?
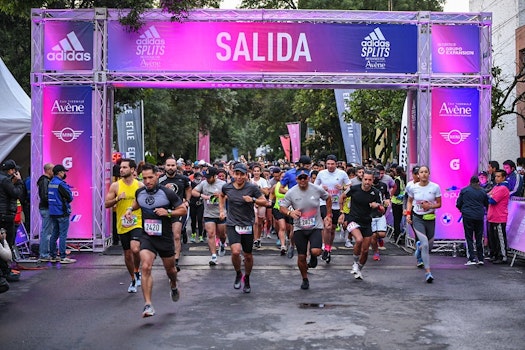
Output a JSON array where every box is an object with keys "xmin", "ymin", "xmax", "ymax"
[{"xmin": 280, "ymin": 168, "xmax": 332, "ymax": 290}]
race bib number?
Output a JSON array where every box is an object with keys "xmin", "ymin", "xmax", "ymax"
[
  {"xmin": 144, "ymin": 219, "xmax": 162, "ymax": 236},
  {"xmin": 206, "ymin": 195, "xmax": 219, "ymax": 206},
  {"xmin": 235, "ymin": 225, "xmax": 253, "ymax": 235},
  {"xmin": 414, "ymin": 200, "xmax": 424, "ymax": 212},
  {"xmin": 121, "ymin": 214, "xmax": 137, "ymax": 228},
  {"xmin": 299, "ymin": 215, "xmax": 316, "ymax": 229},
  {"xmin": 278, "ymin": 199, "xmax": 285, "ymax": 207},
  {"xmin": 347, "ymin": 221, "xmax": 360, "ymax": 232}
]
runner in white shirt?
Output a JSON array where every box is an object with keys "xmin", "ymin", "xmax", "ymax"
[
  {"xmin": 251, "ymin": 165, "xmax": 270, "ymax": 249},
  {"xmin": 314, "ymin": 155, "xmax": 351, "ymax": 264}
]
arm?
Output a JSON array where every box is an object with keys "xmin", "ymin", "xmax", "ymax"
[
  {"xmin": 219, "ymin": 192, "xmax": 227, "ymax": 220},
  {"xmin": 104, "ymin": 181, "xmax": 120, "ymax": 208},
  {"xmin": 184, "ymin": 185, "xmax": 192, "ymax": 202},
  {"xmin": 58, "ymin": 183, "xmax": 73, "ymax": 203}
]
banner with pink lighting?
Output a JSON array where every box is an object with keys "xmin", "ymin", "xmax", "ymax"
[
  {"xmin": 507, "ymin": 199, "xmax": 525, "ymax": 254},
  {"xmin": 430, "ymin": 88, "xmax": 479, "ymax": 239},
  {"xmin": 107, "ymin": 22, "xmax": 418, "ymax": 74},
  {"xmin": 432, "ymin": 25, "xmax": 480, "ymax": 73},
  {"xmin": 280, "ymin": 135, "xmax": 291, "ymax": 162},
  {"xmin": 198, "ymin": 132, "xmax": 210, "ymax": 163},
  {"xmin": 287, "ymin": 123, "xmax": 301, "ymax": 163},
  {"xmin": 42, "ymin": 86, "xmax": 93, "ymax": 239},
  {"xmin": 44, "ymin": 21, "xmax": 94, "ymax": 71}
]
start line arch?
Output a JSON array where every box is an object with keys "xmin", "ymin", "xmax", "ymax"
[{"xmin": 30, "ymin": 8, "xmax": 492, "ymax": 251}]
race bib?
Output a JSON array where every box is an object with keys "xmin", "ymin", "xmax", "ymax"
[
  {"xmin": 235, "ymin": 225, "xmax": 253, "ymax": 235},
  {"xmin": 144, "ymin": 219, "xmax": 162, "ymax": 236},
  {"xmin": 121, "ymin": 214, "xmax": 137, "ymax": 228},
  {"xmin": 299, "ymin": 215, "xmax": 316, "ymax": 229},
  {"xmin": 331, "ymin": 194, "xmax": 339, "ymax": 203},
  {"xmin": 278, "ymin": 199, "xmax": 285, "ymax": 207},
  {"xmin": 206, "ymin": 195, "xmax": 219, "ymax": 206},
  {"xmin": 347, "ymin": 221, "xmax": 360, "ymax": 232}
]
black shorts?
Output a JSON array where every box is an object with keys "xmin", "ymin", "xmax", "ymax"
[
  {"xmin": 320, "ymin": 206, "xmax": 340, "ymax": 225},
  {"xmin": 204, "ymin": 217, "xmax": 226, "ymax": 224},
  {"xmin": 294, "ymin": 229, "xmax": 323, "ymax": 255},
  {"xmin": 140, "ymin": 233, "xmax": 175, "ymax": 258},
  {"xmin": 226, "ymin": 225, "xmax": 253, "ymax": 254},
  {"xmin": 119, "ymin": 227, "xmax": 142, "ymax": 250},
  {"xmin": 272, "ymin": 208, "xmax": 286, "ymax": 221},
  {"xmin": 346, "ymin": 218, "xmax": 373, "ymax": 238}
]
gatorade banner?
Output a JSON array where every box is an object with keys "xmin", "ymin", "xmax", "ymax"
[
  {"xmin": 42, "ymin": 86, "xmax": 93, "ymax": 239},
  {"xmin": 44, "ymin": 21, "xmax": 94, "ymax": 71},
  {"xmin": 108, "ymin": 22, "xmax": 418, "ymax": 73},
  {"xmin": 287, "ymin": 123, "xmax": 300, "ymax": 163},
  {"xmin": 430, "ymin": 88, "xmax": 479, "ymax": 239},
  {"xmin": 432, "ymin": 25, "xmax": 480, "ymax": 73}
]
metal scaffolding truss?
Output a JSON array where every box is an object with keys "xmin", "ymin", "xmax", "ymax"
[{"xmin": 30, "ymin": 8, "xmax": 492, "ymax": 251}]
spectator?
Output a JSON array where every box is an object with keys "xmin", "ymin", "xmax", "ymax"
[
  {"xmin": 487, "ymin": 169, "xmax": 510, "ymax": 264},
  {"xmin": 502, "ymin": 160, "xmax": 523, "ymax": 197}
]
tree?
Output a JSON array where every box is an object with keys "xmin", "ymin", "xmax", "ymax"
[{"xmin": 491, "ymin": 65, "xmax": 525, "ymax": 129}]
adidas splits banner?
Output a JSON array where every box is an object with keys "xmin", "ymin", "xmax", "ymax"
[
  {"xmin": 42, "ymin": 86, "xmax": 93, "ymax": 239},
  {"xmin": 107, "ymin": 22, "xmax": 418, "ymax": 73},
  {"xmin": 430, "ymin": 88, "xmax": 479, "ymax": 240}
]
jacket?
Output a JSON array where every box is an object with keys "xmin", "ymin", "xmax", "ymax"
[
  {"xmin": 48, "ymin": 176, "xmax": 73, "ymax": 216},
  {"xmin": 0, "ymin": 170, "xmax": 23, "ymax": 217},
  {"xmin": 37, "ymin": 174, "xmax": 52, "ymax": 209},
  {"xmin": 456, "ymin": 184, "xmax": 488, "ymax": 220}
]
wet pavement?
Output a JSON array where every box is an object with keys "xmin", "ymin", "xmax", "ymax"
[{"xmin": 1, "ymin": 238, "xmax": 524, "ymax": 350}]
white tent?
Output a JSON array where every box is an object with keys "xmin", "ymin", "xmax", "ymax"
[{"xmin": 0, "ymin": 56, "xmax": 31, "ymax": 165}]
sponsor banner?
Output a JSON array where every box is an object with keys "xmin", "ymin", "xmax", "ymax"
[
  {"xmin": 430, "ymin": 88, "xmax": 479, "ymax": 239},
  {"xmin": 280, "ymin": 135, "xmax": 291, "ymax": 162},
  {"xmin": 287, "ymin": 123, "xmax": 301, "ymax": 163},
  {"xmin": 42, "ymin": 86, "xmax": 93, "ymax": 239},
  {"xmin": 108, "ymin": 22, "xmax": 417, "ymax": 73},
  {"xmin": 334, "ymin": 89, "xmax": 363, "ymax": 165},
  {"xmin": 116, "ymin": 103, "xmax": 144, "ymax": 163},
  {"xmin": 507, "ymin": 199, "xmax": 525, "ymax": 253},
  {"xmin": 432, "ymin": 25, "xmax": 480, "ymax": 73},
  {"xmin": 44, "ymin": 21, "xmax": 94, "ymax": 71},
  {"xmin": 408, "ymin": 90, "xmax": 418, "ymax": 175},
  {"xmin": 198, "ymin": 132, "xmax": 210, "ymax": 163},
  {"xmin": 232, "ymin": 147, "xmax": 239, "ymax": 161}
]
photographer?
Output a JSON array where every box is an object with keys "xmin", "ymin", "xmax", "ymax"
[{"xmin": 0, "ymin": 159, "xmax": 24, "ymax": 280}]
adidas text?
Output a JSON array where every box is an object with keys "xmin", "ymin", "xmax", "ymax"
[{"xmin": 47, "ymin": 51, "xmax": 91, "ymax": 62}]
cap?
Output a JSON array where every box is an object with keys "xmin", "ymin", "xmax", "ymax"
[
  {"xmin": 326, "ymin": 154, "xmax": 337, "ymax": 162},
  {"xmin": 233, "ymin": 163, "xmax": 248, "ymax": 174},
  {"xmin": 478, "ymin": 171, "xmax": 488, "ymax": 177},
  {"xmin": 297, "ymin": 155, "xmax": 311, "ymax": 165},
  {"xmin": 412, "ymin": 166, "xmax": 420, "ymax": 175},
  {"xmin": 1, "ymin": 159, "xmax": 17, "ymax": 170},
  {"xmin": 53, "ymin": 164, "xmax": 69, "ymax": 174},
  {"xmin": 271, "ymin": 167, "xmax": 282, "ymax": 173},
  {"xmin": 296, "ymin": 168, "xmax": 310, "ymax": 177},
  {"xmin": 205, "ymin": 167, "xmax": 218, "ymax": 179}
]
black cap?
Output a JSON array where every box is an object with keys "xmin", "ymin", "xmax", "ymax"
[
  {"xmin": 53, "ymin": 164, "xmax": 69, "ymax": 174},
  {"xmin": 205, "ymin": 167, "xmax": 218, "ymax": 179},
  {"xmin": 271, "ymin": 167, "xmax": 282, "ymax": 173},
  {"xmin": 326, "ymin": 154, "xmax": 337, "ymax": 162},
  {"xmin": 412, "ymin": 166, "xmax": 420, "ymax": 175},
  {"xmin": 1, "ymin": 159, "xmax": 17, "ymax": 170},
  {"xmin": 233, "ymin": 163, "xmax": 248, "ymax": 174},
  {"xmin": 478, "ymin": 171, "xmax": 488, "ymax": 177},
  {"xmin": 297, "ymin": 155, "xmax": 311, "ymax": 165}
]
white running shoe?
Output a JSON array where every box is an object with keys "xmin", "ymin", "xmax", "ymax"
[
  {"xmin": 354, "ymin": 270, "xmax": 363, "ymax": 280},
  {"xmin": 209, "ymin": 255, "xmax": 218, "ymax": 266},
  {"xmin": 351, "ymin": 262, "xmax": 359, "ymax": 274},
  {"xmin": 345, "ymin": 239, "xmax": 353, "ymax": 248},
  {"xmin": 219, "ymin": 243, "xmax": 226, "ymax": 257}
]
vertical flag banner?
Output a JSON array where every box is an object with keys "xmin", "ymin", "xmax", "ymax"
[
  {"xmin": 430, "ymin": 88, "xmax": 479, "ymax": 239},
  {"xmin": 116, "ymin": 102, "xmax": 144, "ymax": 162},
  {"xmin": 399, "ymin": 90, "xmax": 417, "ymax": 171},
  {"xmin": 287, "ymin": 123, "xmax": 301, "ymax": 163},
  {"xmin": 232, "ymin": 147, "xmax": 239, "ymax": 161},
  {"xmin": 280, "ymin": 135, "xmax": 291, "ymax": 162},
  {"xmin": 334, "ymin": 89, "xmax": 363, "ymax": 164},
  {"xmin": 42, "ymin": 86, "xmax": 93, "ymax": 239},
  {"xmin": 198, "ymin": 132, "xmax": 210, "ymax": 163},
  {"xmin": 432, "ymin": 25, "xmax": 480, "ymax": 73},
  {"xmin": 44, "ymin": 21, "xmax": 94, "ymax": 71}
]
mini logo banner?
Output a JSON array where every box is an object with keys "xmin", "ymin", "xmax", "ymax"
[{"xmin": 44, "ymin": 21, "xmax": 94, "ymax": 71}]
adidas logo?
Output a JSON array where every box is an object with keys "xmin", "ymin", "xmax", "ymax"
[
  {"xmin": 361, "ymin": 27, "xmax": 390, "ymax": 60},
  {"xmin": 47, "ymin": 31, "xmax": 91, "ymax": 62},
  {"xmin": 136, "ymin": 25, "xmax": 166, "ymax": 46}
]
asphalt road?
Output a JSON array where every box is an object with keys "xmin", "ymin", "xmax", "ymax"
[{"xmin": 1, "ymin": 239, "xmax": 524, "ymax": 350}]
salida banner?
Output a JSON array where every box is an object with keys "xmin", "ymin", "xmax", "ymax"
[{"xmin": 42, "ymin": 86, "xmax": 93, "ymax": 239}]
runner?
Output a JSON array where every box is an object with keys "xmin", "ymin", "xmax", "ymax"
[
  {"xmin": 280, "ymin": 168, "xmax": 332, "ymax": 289},
  {"xmin": 219, "ymin": 163, "xmax": 266, "ymax": 293},
  {"xmin": 125, "ymin": 163, "xmax": 187, "ymax": 317}
]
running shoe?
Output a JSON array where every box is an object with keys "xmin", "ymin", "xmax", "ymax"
[
  {"xmin": 58, "ymin": 257, "xmax": 77, "ymax": 264},
  {"xmin": 354, "ymin": 269, "xmax": 363, "ymax": 280},
  {"xmin": 307, "ymin": 255, "xmax": 318, "ymax": 268},
  {"xmin": 378, "ymin": 238, "xmax": 386, "ymax": 250},
  {"xmin": 477, "ymin": 261, "xmax": 484, "ymax": 266},
  {"xmin": 276, "ymin": 239, "xmax": 281, "ymax": 246},
  {"xmin": 417, "ymin": 259, "xmax": 424, "ymax": 268},
  {"xmin": 464, "ymin": 260, "xmax": 477, "ymax": 266},
  {"xmin": 280, "ymin": 246, "xmax": 287, "ymax": 256},
  {"xmin": 234, "ymin": 272, "xmax": 243, "ymax": 289},
  {"xmin": 142, "ymin": 304, "xmax": 155, "ymax": 318},
  {"xmin": 287, "ymin": 246, "xmax": 294, "ymax": 259},
  {"xmin": 345, "ymin": 239, "xmax": 353, "ymax": 248},
  {"xmin": 351, "ymin": 262, "xmax": 359, "ymax": 274},
  {"xmin": 135, "ymin": 272, "xmax": 142, "ymax": 287},
  {"xmin": 199, "ymin": 236, "xmax": 204, "ymax": 243},
  {"xmin": 373, "ymin": 252, "xmax": 380, "ymax": 261},
  {"xmin": 219, "ymin": 243, "xmax": 226, "ymax": 257},
  {"xmin": 128, "ymin": 280, "xmax": 137, "ymax": 293},
  {"xmin": 242, "ymin": 275, "xmax": 251, "ymax": 293},
  {"xmin": 209, "ymin": 254, "xmax": 218, "ymax": 266},
  {"xmin": 176, "ymin": 262, "xmax": 181, "ymax": 272},
  {"xmin": 321, "ymin": 250, "xmax": 329, "ymax": 261},
  {"xmin": 425, "ymin": 272, "xmax": 434, "ymax": 283},
  {"xmin": 171, "ymin": 287, "xmax": 180, "ymax": 302},
  {"xmin": 190, "ymin": 233, "xmax": 196, "ymax": 243},
  {"xmin": 301, "ymin": 278, "xmax": 310, "ymax": 290},
  {"xmin": 325, "ymin": 251, "xmax": 331, "ymax": 264},
  {"xmin": 253, "ymin": 240, "xmax": 261, "ymax": 249},
  {"xmin": 39, "ymin": 256, "xmax": 53, "ymax": 262}
]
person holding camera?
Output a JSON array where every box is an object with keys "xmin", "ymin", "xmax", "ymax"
[{"xmin": 0, "ymin": 159, "xmax": 24, "ymax": 280}]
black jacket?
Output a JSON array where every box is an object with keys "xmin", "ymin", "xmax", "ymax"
[
  {"xmin": 37, "ymin": 174, "xmax": 52, "ymax": 209},
  {"xmin": 0, "ymin": 170, "xmax": 23, "ymax": 217},
  {"xmin": 456, "ymin": 184, "xmax": 488, "ymax": 220}
]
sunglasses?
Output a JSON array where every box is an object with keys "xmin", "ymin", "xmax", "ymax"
[{"xmin": 297, "ymin": 175, "xmax": 308, "ymax": 180}]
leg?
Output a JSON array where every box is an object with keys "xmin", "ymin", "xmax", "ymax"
[
  {"xmin": 58, "ymin": 217, "xmax": 70, "ymax": 259},
  {"xmin": 463, "ymin": 218, "xmax": 476, "ymax": 262},
  {"xmin": 39, "ymin": 209, "xmax": 53, "ymax": 259},
  {"xmin": 359, "ymin": 236, "xmax": 372, "ymax": 266},
  {"xmin": 473, "ymin": 219, "xmax": 485, "ymax": 262},
  {"xmin": 140, "ymin": 249, "xmax": 156, "ymax": 305},
  {"xmin": 49, "ymin": 217, "xmax": 59, "ymax": 259},
  {"xmin": 172, "ymin": 221, "xmax": 182, "ymax": 260},
  {"xmin": 205, "ymin": 221, "xmax": 217, "ymax": 256},
  {"xmin": 160, "ymin": 255, "xmax": 178, "ymax": 289}
]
